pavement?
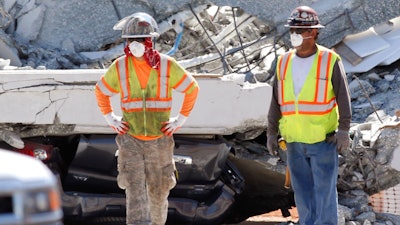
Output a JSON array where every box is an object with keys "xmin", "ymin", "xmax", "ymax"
[{"xmin": 226, "ymin": 208, "xmax": 299, "ymax": 225}]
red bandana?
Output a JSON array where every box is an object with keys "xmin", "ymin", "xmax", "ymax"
[{"xmin": 124, "ymin": 37, "xmax": 160, "ymax": 70}]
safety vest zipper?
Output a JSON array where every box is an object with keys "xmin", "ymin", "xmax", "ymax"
[{"xmin": 142, "ymin": 89, "xmax": 147, "ymax": 136}]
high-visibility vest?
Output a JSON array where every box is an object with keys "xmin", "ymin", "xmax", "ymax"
[
  {"xmin": 276, "ymin": 45, "xmax": 340, "ymax": 143},
  {"xmin": 97, "ymin": 54, "xmax": 195, "ymax": 136}
]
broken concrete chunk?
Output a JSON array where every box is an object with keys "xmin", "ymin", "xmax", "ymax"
[
  {"xmin": 348, "ymin": 79, "xmax": 375, "ymax": 99},
  {"xmin": 0, "ymin": 4, "xmax": 12, "ymax": 29},
  {"xmin": 15, "ymin": 4, "xmax": 46, "ymax": 42},
  {"xmin": 0, "ymin": 30, "xmax": 21, "ymax": 66},
  {"xmin": 384, "ymin": 75, "xmax": 395, "ymax": 81},
  {"xmin": 366, "ymin": 72, "xmax": 381, "ymax": 81},
  {"xmin": 2, "ymin": 0, "xmax": 18, "ymax": 12},
  {"xmin": 340, "ymin": 16, "xmax": 400, "ymax": 73},
  {"xmin": 342, "ymin": 28, "xmax": 390, "ymax": 58},
  {"xmin": 0, "ymin": 58, "xmax": 10, "ymax": 69}
]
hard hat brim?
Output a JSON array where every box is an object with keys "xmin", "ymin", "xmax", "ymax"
[
  {"xmin": 284, "ymin": 24, "xmax": 325, "ymax": 29},
  {"xmin": 121, "ymin": 33, "xmax": 159, "ymax": 38},
  {"xmin": 113, "ymin": 16, "xmax": 130, "ymax": 31},
  {"xmin": 113, "ymin": 12, "xmax": 159, "ymax": 30}
]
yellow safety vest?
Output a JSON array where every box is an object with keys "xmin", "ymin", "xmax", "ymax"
[
  {"xmin": 97, "ymin": 54, "xmax": 195, "ymax": 136},
  {"xmin": 276, "ymin": 45, "xmax": 340, "ymax": 143}
]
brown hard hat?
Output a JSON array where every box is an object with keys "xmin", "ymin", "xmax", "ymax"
[{"xmin": 285, "ymin": 6, "xmax": 325, "ymax": 29}]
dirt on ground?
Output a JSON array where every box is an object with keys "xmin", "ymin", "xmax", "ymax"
[{"xmin": 228, "ymin": 208, "xmax": 299, "ymax": 225}]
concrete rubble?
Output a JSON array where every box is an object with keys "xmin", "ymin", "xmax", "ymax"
[
  {"xmin": 1, "ymin": 0, "xmax": 400, "ymax": 70},
  {"xmin": 335, "ymin": 16, "xmax": 400, "ymax": 74},
  {"xmin": 1, "ymin": 0, "xmax": 400, "ymax": 224}
]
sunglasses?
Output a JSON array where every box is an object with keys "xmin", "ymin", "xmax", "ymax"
[{"xmin": 289, "ymin": 28, "xmax": 311, "ymax": 34}]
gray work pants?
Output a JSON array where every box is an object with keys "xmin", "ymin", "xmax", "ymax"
[{"xmin": 116, "ymin": 134, "xmax": 176, "ymax": 225}]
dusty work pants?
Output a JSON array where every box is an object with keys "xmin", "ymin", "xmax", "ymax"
[
  {"xmin": 286, "ymin": 141, "xmax": 338, "ymax": 225},
  {"xmin": 116, "ymin": 134, "xmax": 176, "ymax": 225}
]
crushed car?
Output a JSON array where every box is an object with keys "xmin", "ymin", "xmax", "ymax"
[{"xmin": 0, "ymin": 133, "xmax": 295, "ymax": 225}]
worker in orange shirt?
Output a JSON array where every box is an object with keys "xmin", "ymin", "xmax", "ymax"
[{"xmin": 94, "ymin": 12, "xmax": 199, "ymax": 225}]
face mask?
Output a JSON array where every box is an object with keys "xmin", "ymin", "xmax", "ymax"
[
  {"xmin": 290, "ymin": 33, "xmax": 312, "ymax": 48},
  {"xmin": 128, "ymin": 41, "xmax": 145, "ymax": 57}
]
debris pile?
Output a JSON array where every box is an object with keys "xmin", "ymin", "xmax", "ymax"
[
  {"xmin": 337, "ymin": 112, "xmax": 400, "ymax": 224},
  {"xmin": 348, "ymin": 67, "xmax": 400, "ymax": 124},
  {"xmin": 229, "ymin": 111, "xmax": 400, "ymax": 224}
]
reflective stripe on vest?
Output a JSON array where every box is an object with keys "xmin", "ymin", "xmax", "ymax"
[
  {"xmin": 174, "ymin": 72, "xmax": 194, "ymax": 93},
  {"xmin": 97, "ymin": 77, "xmax": 118, "ymax": 96},
  {"xmin": 116, "ymin": 55, "xmax": 172, "ymax": 111},
  {"xmin": 277, "ymin": 49, "xmax": 335, "ymax": 115}
]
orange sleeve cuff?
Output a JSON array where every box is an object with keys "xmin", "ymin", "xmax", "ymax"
[{"xmin": 180, "ymin": 86, "xmax": 199, "ymax": 117}]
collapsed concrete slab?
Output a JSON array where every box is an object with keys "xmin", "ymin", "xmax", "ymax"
[{"xmin": 0, "ymin": 69, "xmax": 271, "ymax": 136}]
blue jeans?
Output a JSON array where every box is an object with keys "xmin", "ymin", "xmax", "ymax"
[{"xmin": 287, "ymin": 141, "xmax": 338, "ymax": 225}]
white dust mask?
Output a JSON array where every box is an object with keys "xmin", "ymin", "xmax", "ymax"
[
  {"xmin": 290, "ymin": 33, "xmax": 312, "ymax": 48},
  {"xmin": 128, "ymin": 41, "xmax": 145, "ymax": 57}
]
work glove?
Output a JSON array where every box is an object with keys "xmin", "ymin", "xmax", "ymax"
[
  {"xmin": 327, "ymin": 130, "xmax": 350, "ymax": 153},
  {"xmin": 161, "ymin": 114, "xmax": 187, "ymax": 136},
  {"xmin": 104, "ymin": 112, "xmax": 129, "ymax": 134},
  {"xmin": 267, "ymin": 134, "xmax": 279, "ymax": 156}
]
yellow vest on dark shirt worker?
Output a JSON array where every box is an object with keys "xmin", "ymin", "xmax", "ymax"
[{"xmin": 276, "ymin": 45, "xmax": 340, "ymax": 143}]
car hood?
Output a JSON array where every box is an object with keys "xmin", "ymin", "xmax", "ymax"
[{"xmin": 0, "ymin": 149, "xmax": 55, "ymax": 183}]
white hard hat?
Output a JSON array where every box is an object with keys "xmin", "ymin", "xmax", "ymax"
[{"xmin": 113, "ymin": 12, "xmax": 159, "ymax": 38}]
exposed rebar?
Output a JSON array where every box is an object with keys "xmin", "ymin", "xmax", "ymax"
[
  {"xmin": 352, "ymin": 75, "xmax": 383, "ymax": 124},
  {"xmin": 188, "ymin": 4, "xmax": 232, "ymax": 74},
  {"xmin": 232, "ymin": 7, "xmax": 251, "ymax": 71}
]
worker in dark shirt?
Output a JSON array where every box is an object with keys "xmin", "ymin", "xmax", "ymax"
[{"xmin": 267, "ymin": 5, "xmax": 352, "ymax": 225}]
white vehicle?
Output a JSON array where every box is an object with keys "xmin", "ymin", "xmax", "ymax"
[{"xmin": 0, "ymin": 149, "xmax": 63, "ymax": 225}]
